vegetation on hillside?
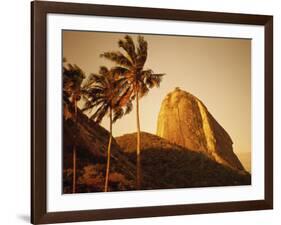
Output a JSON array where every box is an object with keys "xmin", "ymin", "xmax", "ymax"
[{"xmin": 116, "ymin": 132, "xmax": 250, "ymax": 190}]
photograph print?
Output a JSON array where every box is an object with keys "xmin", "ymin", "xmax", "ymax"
[{"xmin": 62, "ymin": 31, "xmax": 251, "ymax": 194}]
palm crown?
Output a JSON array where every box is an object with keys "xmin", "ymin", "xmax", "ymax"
[
  {"xmin": 83, "ymin": 66, "xmax": 133, "ymax": 124},
  {"xmin": 63, "ymin": 62, "xmax": 85, "ymax": 101},
  {"xmin": 101, "ymin": 35, "xmax": 164, "ymax": 100},
  {"xmin": 63, "ymin": 61, "xmax": 85, "ymax": 120}
]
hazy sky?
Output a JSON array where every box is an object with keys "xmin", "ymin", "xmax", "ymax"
[{"xmin": 63, "ymin": 31, "xmax": 251, "ymax": 158}]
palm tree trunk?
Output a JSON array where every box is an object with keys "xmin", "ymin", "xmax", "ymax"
[
  {"xmin": 72, "ymin": 98, "xmax": 77, "ymax": 193},
  {"xmin": 104, "ymin": 108, "xmax": 113, "ymax": 192},
  {"xmin": 136, "ymin": 91, "xmax": 141, "ymax": 189},
  {"xmin": 72, "ymin": 146, "xmax": 76, "ymax": 193}
]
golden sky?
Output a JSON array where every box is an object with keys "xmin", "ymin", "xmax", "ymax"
[{"xmin": 63, "ymin": 31, "xmax": 251, "ymax": 167}]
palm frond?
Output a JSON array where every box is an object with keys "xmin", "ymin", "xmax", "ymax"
[
  {"xmin": 136, "ymin": 35, "xmax": 148, "ymax": 69},
  {"xmin": 118, "ymin": 35, "xmax": 137, "ymax": 64},
  {"xmin": 111, "ymin": 66, "xmax": 130, "ymax": 77},
  {"xmin": 100, "ymin": 51, "xmax": 133, "ymax": 69},
  {"xmin": 91, "ymin": 103, "xmax": 109, "ymax": 123},
  {"xmin": 99, "ymin": 66, "xmax": 109, "ymax": 77},
  {"xmin": 112, "ymin": 107, "xmax": 124, "ymax": 123},
  {"xmin": 84, "ymin": 87, "xmax": 105, "ymax": 99},
  {"xmin": 82, "ymin": 97, "xmax": 105, "ymax": 113},
  {"xmin": 113, "ymin": 76, "xmax": 128, "ymax": 89},
  {"xmin": 124, "ymin": 101, "xmax": 133, "ymax": 114},
  {"xmin": 85, "ymin": 73, "xmax": 107, "ymax": 88},
  {"xmin": 138, "ymin": 82, "xmax": 149, "ymax": 98},
  {"xmin": 115, "ymin": 86, "xmax": 134, "ymax": 107},
  {"xmin": 142, "ymin": 70, "xmax": 165, "ymax": 88}
]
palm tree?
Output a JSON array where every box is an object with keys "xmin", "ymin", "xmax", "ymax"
[
  {"xmin": 83, "ymin": 66, "xmax": 133, "ymax": 192},
  {"xmin": 100, "ymin": 35, "xmax": 165, "ymax": 189},
  {"xmin": 63, "ymin": 61, "xmax": 85, "ymax": 193}
]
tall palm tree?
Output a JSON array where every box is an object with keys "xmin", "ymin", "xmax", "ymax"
[
  {"xmin": 63, "ymin": 61, "xmax": 85, "ymax": 193},
  {"xmin": 83, "ymin": 66, "xmax": 133, "ymax": 192},
  {"xmin": 101, "ymin": 35, "xmax": 165, "ymax": 189}
]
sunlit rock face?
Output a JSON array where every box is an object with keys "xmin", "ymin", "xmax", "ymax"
[{"xmin": 156, "ymin": 87, "xmax": 245, "ymax": 171}]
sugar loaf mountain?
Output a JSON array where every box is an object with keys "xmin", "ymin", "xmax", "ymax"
[{"xmin": 63, "ymin": 88, "xmax": 250, "ymax": 193}]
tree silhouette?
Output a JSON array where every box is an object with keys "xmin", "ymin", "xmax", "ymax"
[
  {"xmin": 83, "ymin": 66, "xmax": 133, "ymax": 192},
  {"xmin": 101, "ymin": 35, "xmax": 165, "ymax": 189},
  {"xmin": 63, "ymin": 60, "xmax": 85, "ymax": 193}
]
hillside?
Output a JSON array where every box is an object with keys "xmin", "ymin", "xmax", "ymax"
[
  {"xmin": 63, "ymin": 106, "xmax": 135, "ymax": 193},
  {"xmin": 116, "ymin": 132, "xmax": 251, "ymax": 190}
]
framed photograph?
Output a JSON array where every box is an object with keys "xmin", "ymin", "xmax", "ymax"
[{"xmin": 31, "ymin": 1, "xmax": 273, "ymax": 224}]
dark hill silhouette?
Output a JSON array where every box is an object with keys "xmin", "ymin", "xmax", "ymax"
[{"xmin": 116, "ymin": 132, "xmax": 250, "ymax": 190}]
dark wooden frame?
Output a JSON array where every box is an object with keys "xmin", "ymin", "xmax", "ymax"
[{"xmin": 31, "ymin": 1, "xmax": 273, "ymax": 224}]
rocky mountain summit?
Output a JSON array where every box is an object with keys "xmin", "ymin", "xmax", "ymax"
[{"xmin": 156, "ymin": 87, "xmax": 245, "ymax": 172}]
